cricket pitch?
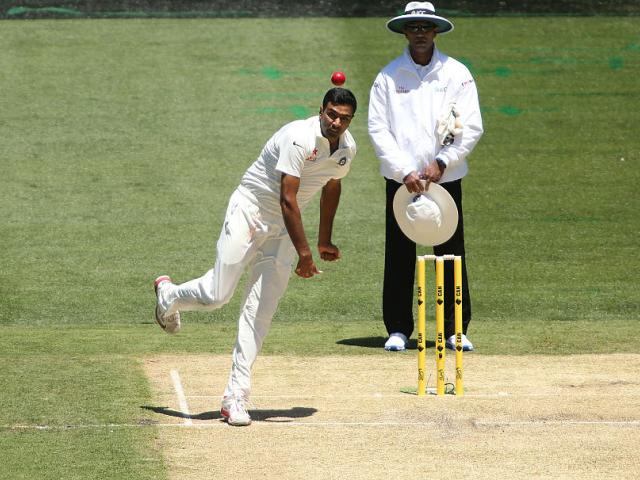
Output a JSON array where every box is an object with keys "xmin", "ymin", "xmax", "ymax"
[{"xmin": 144, "ymin": 353, "xmax": 640, "ymax": 479}]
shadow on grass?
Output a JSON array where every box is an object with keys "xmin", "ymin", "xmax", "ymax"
[
  {"xmin": 336, "ymin": 336, "xmax": 435, "ymax": 350},
  {"xmin": 141, "ymin": 405, "xmax": 317, "ymax": 422}
]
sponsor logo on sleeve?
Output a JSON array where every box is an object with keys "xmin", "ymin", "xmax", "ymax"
[{"xmin": 305, "ymin": 148, "xmax": 319, "ymax": 162}]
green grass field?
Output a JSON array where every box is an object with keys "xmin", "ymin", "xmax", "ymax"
[{"xmin": 1, "ymin": 16, "xmax": 639, "ymax": 479}]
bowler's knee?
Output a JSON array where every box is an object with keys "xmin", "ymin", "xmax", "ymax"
[{"xmin": 199, "ymin": 283, "xmax": 236, "ymax": 310}]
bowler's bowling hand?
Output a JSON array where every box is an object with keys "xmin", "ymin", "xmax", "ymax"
[
  {"xmin": 318, "ymin": 242, "xmax": 341, "ymax": 262},
  {"xmin": 295, "ymin": 254, "xmax": 322, "ymax": 278}
]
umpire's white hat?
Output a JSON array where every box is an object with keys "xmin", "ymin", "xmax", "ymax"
[
  {"xmin": 387, "ymin": 2, "xmax": 454, "ymax": 34},
  {"xmin": 393, "ymin": 182, "xmax": 458, "ymax": 246}
]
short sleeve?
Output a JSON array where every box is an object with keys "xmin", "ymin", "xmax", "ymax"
[{"xmin": 275, "ymin": 131, "xmax": 308, "ymax": 178}]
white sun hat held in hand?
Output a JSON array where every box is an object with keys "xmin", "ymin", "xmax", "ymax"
[{"xmin": 393, "ymin": 181, "xmax": 459, "ymax": 246}]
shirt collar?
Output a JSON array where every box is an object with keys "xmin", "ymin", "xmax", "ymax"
[{"xmin": 402, "ymin": 46, "xmax": 442, "ymax": 74}]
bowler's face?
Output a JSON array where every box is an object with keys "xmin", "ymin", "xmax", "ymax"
[{"xmin": 319, "ymin": 102, "xmax": 354, "ymax": 141}]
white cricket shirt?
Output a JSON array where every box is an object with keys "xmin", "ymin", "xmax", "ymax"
[{"xmin": 239, "ymin": 116, "xmax": 356, "ymax": 215}]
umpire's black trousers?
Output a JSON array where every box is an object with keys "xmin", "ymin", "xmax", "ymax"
[{"xmin": 383, "ymin": 178, "xmax": 471, "ymax": 339}]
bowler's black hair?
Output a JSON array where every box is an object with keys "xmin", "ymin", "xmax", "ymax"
[{"xmin": 322, "ymin": 88, "xmax": 357, "ymax": 114}]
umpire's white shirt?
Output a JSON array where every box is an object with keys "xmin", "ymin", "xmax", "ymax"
[
  {"xmin": 368, "ymin": 46, "xmax": 483, "ymax": 184},
  {"xmin": 239, "ymin": 115, "xmax": 356, "ymax": 214}
]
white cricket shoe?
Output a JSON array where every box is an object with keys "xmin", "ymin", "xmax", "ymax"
[
  {"xmin": 154, "ymin": 275, "xmax": 181, "ymax": 334},
  {"xmin": 446, "ymin": 333, "xmax": 474, "ymax": 352},
  {"xmin": 384, "ymin": 332, "xmax": 408, "ymax": 352},
  {"xmin": 221, "ymin": 393, "xmax": 252, "ymax": 426}
]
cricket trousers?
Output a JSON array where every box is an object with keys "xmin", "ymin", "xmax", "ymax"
[
  {"xmin": 158, "ymin": 189, "xmax": 296, "ymax": 397},
  {"xmin": 383, "ymin": 178, "xmax": 471, "ymax": 339}
]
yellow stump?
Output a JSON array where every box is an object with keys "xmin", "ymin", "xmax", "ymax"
[
  {"xmin": 435, "ymin": 257, "xmax": 445, "ymax": 396},
  {"xmin": 417, "ymin": 257, "xmax": 426, "ymax": 396},
  {"xmin": 454, "ymin": 256, "xmax": 464, "ymax": 396}
]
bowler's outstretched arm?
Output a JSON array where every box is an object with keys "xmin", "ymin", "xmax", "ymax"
[{"xmin": 318, "ymin": 178, "xmax": 342, "ymax": 262}]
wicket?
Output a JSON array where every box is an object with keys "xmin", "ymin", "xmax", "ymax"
[{"xmin": 416, "ymin": 254, "xmax": 464, "ymax": 396}]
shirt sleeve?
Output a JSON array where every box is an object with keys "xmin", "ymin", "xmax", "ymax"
[
  {"xmin": 436, "ymin": 69, "xmax": 484, "ymax": 168},
  {"xmin": 368, "ymin": 73, "xmax": 416, "ymax": 183},
  {"xmin": 275, "ymin": 130, "xmax": 307, "ymax": 178}
]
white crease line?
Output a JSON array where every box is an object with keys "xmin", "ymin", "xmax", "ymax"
[
  {"xmin": 2, "ymin": 422, "xmax": 435, "ymax": 430},
  {"xmin": 170, "ymin": 369, "xmax": 192, "ymax": 426},
  {"xmin": 4, "ymin": 420, "xmax": 639, "ymax": 430},
  {"xmin": 187, "ymin": 393, "xmax": 396, "ymax": 400},
  {"xmin": 474, "ymin": 420, "xmax": 640, "ymax": 427},
  {"xmin": 184, "ymin": 392, "xmax": 640, "ymax": 399}
]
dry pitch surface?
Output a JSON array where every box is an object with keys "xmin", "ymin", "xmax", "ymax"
[{"xmin": 144, "ymin": 354, "xmax": 640, "ymax": 479}]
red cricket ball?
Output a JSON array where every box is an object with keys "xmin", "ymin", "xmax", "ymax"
[{"xmin": 331, "ymin": 71, "xmax": 346, "ymax": 86}]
